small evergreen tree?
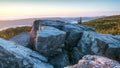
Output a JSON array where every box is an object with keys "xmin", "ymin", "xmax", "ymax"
[{"xmin": 78, "ymin": 17, "xmax": 82, "ymax": 24}]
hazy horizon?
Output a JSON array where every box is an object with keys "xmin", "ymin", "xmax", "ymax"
[
  {"xmin": 0, "ymin": 0, "xmax": 120, "ymax": 20},
  {"xmin": 0, "ymin": 16, "xmax": 105, "ymax": 20}
]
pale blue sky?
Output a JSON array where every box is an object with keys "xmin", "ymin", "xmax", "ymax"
[{"xmin": 0, "ymin": 0, "xmax": 120, "ymax": 20}]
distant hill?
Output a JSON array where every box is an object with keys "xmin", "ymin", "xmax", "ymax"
[
  {"xmin": 0, "ymin": 17, "xmax": 67, "ymax": 30},
  {"xmin": 82, "ymin": 15, "xmax": 120, "ymax": 35},
  {"xmin": 0, "ymin": 18, "xmax": 35, "ymax": 30},
  {"xmin": 0, "ymin": 16, "xmax": 103, "ymax": 30}
]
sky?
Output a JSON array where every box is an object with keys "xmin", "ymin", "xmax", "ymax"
[{"xmin": 0, "ymin": 0, "xmax": 120, "ymax": 20}]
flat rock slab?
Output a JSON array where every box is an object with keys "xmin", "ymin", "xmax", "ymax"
[
  {"xmin": 35, "ymin": 26, "xmax": 66, "ymax": 57},
  {"xmin": 0, "ymin": 38, "xmax": 53, "ymax": 68}
]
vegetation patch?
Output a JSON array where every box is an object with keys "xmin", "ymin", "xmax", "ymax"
[
  {"xmin": 0, "ymin": 26, "xmax": 32, "ymax": 39},
  {"xmin": 81, "ymin": 15, "xmax": 120, "ymax": 35}
]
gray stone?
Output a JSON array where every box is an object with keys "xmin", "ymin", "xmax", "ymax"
[
  {"xmin": 35, "ymin": 26, "xmax": 66, "ymax": 57},
  {"xmin": 10, "ymin": 32, "xmax": 30, "ymax": 47},
  {"xmin": 77, "ymin": 31, "xmax": 120, "ymax": 60},
  {"xmin": 0, "ymin": 38, "xmax": 53, "ymax": 68},
  {"xmin": 62, "ymin": 24, "xmax": 95, "ymax": 50},
  {"xmin": 65, "ymin": 55, "xmax": 120, "ymax": 68}
]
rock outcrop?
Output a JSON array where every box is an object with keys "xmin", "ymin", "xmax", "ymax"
[
  {"xmin": 77, "ymin": 31, "xmax": 120, "ymax": 60},
  {"xmin": 65, "ymin": 55, "xmax": 120, "ymax": 68},
  {"xmin": 30, "ymin": 20, "xmax": 120, "ymax": 67},
  {"xmin": 3, "ymin": 20, "xmax": 120, "ymax": 68},
  {"xmin": 10, "ymin": 32, "xmax": 31, "ymax": 47},
  {"xmin": 0, "ymin": 38, "xmax": 53, "ymax": 68},
  {"xmin": 35, "ymin": 26, "xmax": 66, "ymax": 57}
]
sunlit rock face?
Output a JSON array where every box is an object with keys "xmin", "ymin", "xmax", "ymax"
[
  {"xmin": 77, "ymin": 31, "xmax": 120, "ymax": 60},
  {"xmin": 10, "ymin": 32, "xmax": 31, "ymax": 47},
  {"xmin": 35, "ymin": 26, "xmax": 66, "ymax": 57},
  {"xmin": 0, "ymin": 38, "xmax": 53, "ymax": 68},
  {"xmin": 65, "ymin": 55, "xmax": 120, "ymax": 68}
]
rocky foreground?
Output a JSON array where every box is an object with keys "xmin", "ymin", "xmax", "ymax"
[{"xmin": 0, "ymin": 20, "xmax": 120, "ymax": 68}]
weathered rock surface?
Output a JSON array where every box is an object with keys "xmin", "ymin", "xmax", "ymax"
[
  {"xmin": 62, "ymin": 24, "xmax": 95, "ymax": 50},
  {"xmin": 77, "ymin": 31, "xmax": 120, "ymax": 60},
  {"xmin": 10, "ymin": 32, "xmax": 31, "ymax": 47},
  {"xmin": 0, "ymin": 38, "xmax": 53, "ymax": 68},
  {"xmin": 65, "ymin": 55, "xmax": 120, "ymax": 68},
  {"xmin": 35, "ymin": 26, "xmax": 66, "ymax": 57}
]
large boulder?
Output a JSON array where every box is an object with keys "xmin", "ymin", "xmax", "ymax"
[
  {"xmin": 65, "ymin": 55, "xmax": 120, "ymax": 68},
  {"xmin": 30, "ymin": 20, "xmax": 67, "ymax": 48},
  {"xmin": 35, "ymin": 26, "xmax": 66, "ymax": 57},
  {"xmin": 10, "ymin": 32, "xmax": 31, "ymax": 47},
  {"xmin": 77, "ymin": 31, "xmax": 120, "ymax": 61},
  {"xmin": 0, "ymin": 38, "xmax": 53, "ymax": 68},
  {"xmin": 62, "ymin": 24, "xmax": 95, "ymax": 50}
]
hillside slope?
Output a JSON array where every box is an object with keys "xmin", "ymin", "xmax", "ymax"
[{"xmin": 83, "ymin": 15, "xmax": 120, "ymax": 35}]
